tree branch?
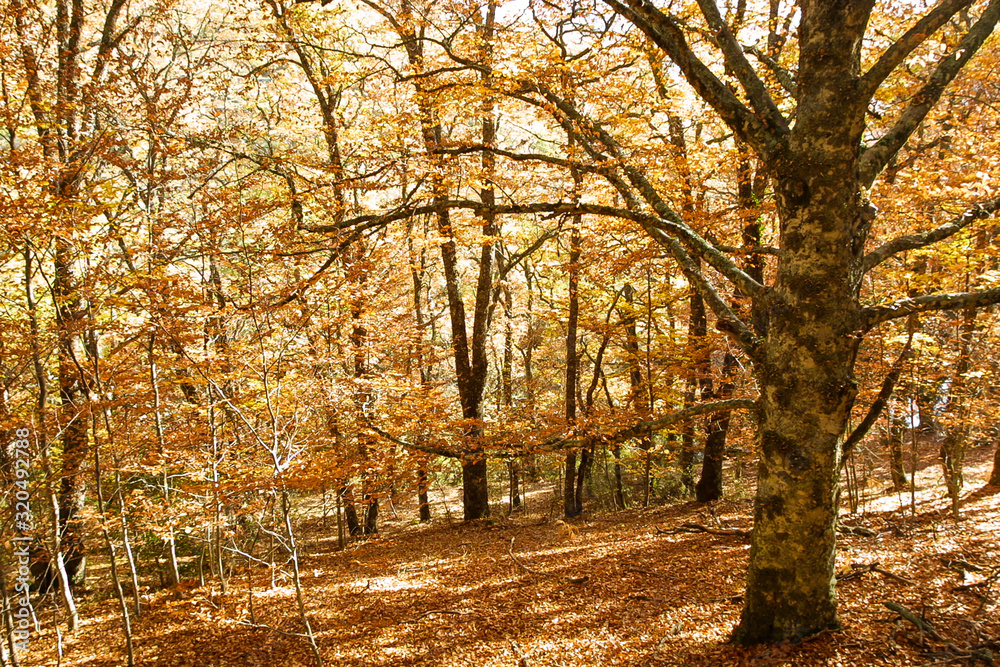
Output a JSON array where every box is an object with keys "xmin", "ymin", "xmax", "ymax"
[
  {"xmin": 695, "ymin": 0, "xmax": 787, "ymax": 130},
  {"xmin": 370, "ymin": 399, "xmax": 757, "ymax": 458},
  {"xmin": 840, "ymin": 333, "xmax": 913, "ymax": 465},
  {"xmin": 862, "ymin": 288, "xmax": 1000, "ymax": 331},
  {"xmin": 598, "ymin": 398, "xmax": 758, "ymax": 448},
  {"xmin": 643, "ymin": 227, "xmax": 762, "ymax": 360},
  {"xmin": 859, "ymin": 0, "xmax": 1000, "ymax": 186},
  {"xmin": 863, "ymin": 198, "xmax": 1000, "ymax": 273},
  {"xmin": 304, "ymin": 198, "xmax": 764, "ymax": 299},
  {"xmin": 432, "ymin": 144, "xmax": 603, "ymax": 173},
  {"xmin": 603, "ymin": 0, "xmax": 787, "ymax": 162},
  {"xmin": 858, "ymin": 0, "xmax": 977, "ymax": 100},
  {"xmin": 744, "ymin": 44, "xmax": 797, "ymax": 97},
  {"xmin": 367, "ymin": 424, "xmax": 461, "ymax": 459}
]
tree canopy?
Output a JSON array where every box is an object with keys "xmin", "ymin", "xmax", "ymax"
[{"xmin": 2, "ymin": 0, "xmax": 1000, "ymax": 660}]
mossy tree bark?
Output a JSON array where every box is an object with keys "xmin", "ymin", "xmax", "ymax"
[{"xmin": 603, "ymin": 0, "xmax": 1000, "ymax": 644}]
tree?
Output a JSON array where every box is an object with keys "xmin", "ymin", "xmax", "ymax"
[
  {"xmin": 596, "ymin": 0, "xmax": 1000, "ymax": 643},
  {"xmin": 6, "ymin": 0, "xmax": 147, "ymax": 609},
  {"xmin": 423, "ymin": 0, "xmax": 1000, "ymax": 642}
]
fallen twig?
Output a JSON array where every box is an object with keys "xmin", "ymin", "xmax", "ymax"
[
  {"xmin": 874, "ymin": 566, "xmax": 916, "ymax": 586},
  {"xmin": 508, "ymin": 537, "xmax": 553, "ymax": 577},
  {"xmin": 655, "ymin": 522, "xmax": 750, "ymax": 539},
  {"xmin": 404, "ymin": 609, "xmax": 476, "ymax": 624},
  {"xmin": 884, "ymin": 602, "xmax": 945, "ymax": 642},
  {"xmin": 840, "ymin": 562, "xmax": 914, "ymax": 585},
  {"xmin": 940, "ymin": 558, "xmax": 987, "ymax": 573},
  {"xmin": 839, "ymin": 524, "xmax": 878, "ymax": 537},
  {"xmin": 236, "ymin": 620, "xmax": 311, "ymax": 639},
  {"xmin": 510, "ymin": 640, "xmax": 531, "ymax": 667}
]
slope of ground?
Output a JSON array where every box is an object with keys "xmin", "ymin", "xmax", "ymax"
[{"xmin": 21, "ymin": 443, "xmax": 1000, "ymax": 667}]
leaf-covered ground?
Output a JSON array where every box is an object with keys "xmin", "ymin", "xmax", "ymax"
[{"xmin": 25, "ymin": 444, "xmax": 1000, "ymax": 666}]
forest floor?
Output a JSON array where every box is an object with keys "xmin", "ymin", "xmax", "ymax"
[{"xmin": 22, "ymin": 441, "xmax": 1000, "ymax": 667}]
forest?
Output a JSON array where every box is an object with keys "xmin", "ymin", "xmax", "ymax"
[{"xmin": 1, "ymin": 0, "xmax": 1000, "ymax": 664}]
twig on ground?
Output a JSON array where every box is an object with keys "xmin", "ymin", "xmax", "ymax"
[
  {"xmin": 840, "ymin": 562, "xmax": 914, "ymax": 585},
  {"xmin": 508, "ymin": 537, "xmax": 553, "ymax": 577},
  {"xmin": 236, "ymin": 620, "xmax": 311, "ymax": 639},
  {"xmin": 884, "ymin": 602, "xmax": 946, "ymax": 642},
  {"xmin": 655, "ymin": 522, "xmax": 750, "ymax": 539},
  {"xmin": 405, "ymin": 608, "xmax": 475, "ymax": 623},
  {"xmin": 510, "ymin": 640, "xmax": 531, "ymax": 667}
]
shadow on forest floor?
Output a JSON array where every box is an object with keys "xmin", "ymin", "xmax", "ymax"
[{"xmin": 22, "ymin": 449, "xmax": 1000, "ymax": 667}]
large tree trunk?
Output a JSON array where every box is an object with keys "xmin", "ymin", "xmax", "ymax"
[{"xmin": 733, "ymin": 7, "xmax": 869, "ymax": 639}]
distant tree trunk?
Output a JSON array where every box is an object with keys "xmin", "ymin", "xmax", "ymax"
[
  {"xmin": 407, "ymin": 215, "xmax": 435, "ymax": 523},
  {"xmin": 54, "ymin": 239, "xmax": 89, "ymax": 587},
  {"xmin": 621, "ymin": 283, "xmax": 652, "ymax": 503},
  {"xmin": 697, "ymin": 144, "xmax": 763, "ymax": 502},
  {"xmin": 573, "ymin": 446, "xmax": 592, "ymax": 514},
  {"xmin": 501, "ymin": 286, "xmax": 521, "ymax": 512},
  {"xmin": 521, "ymin": 262, "xmax": 539, "ymax": 482},
  {"xmin": 990, "ymin": 441, "xmax": 1000, "ymax": 486},
  {"xmin": 940, "ymin": 308, "xmax": 976, "ymax": 519},
  {"xmin": 507, "ymin": 460, "xmax": 521, "ymax": 511},
  {"xmin": 915, "ymin": 381, "xmax": 942, "ymax": 435},
  {"xmin": 611, "ymin": 446, "xmax": 625, "ymax": 509},
  {"xmin": 564, "ymin": 181, "xmax": 583, "ymax": 518},
  {"xmin": 362, "ymin": 492, "xmax": 379, "ymax": 535},
  {"xmin": 886, "ymin": 411, "xmax": 909, "ymax": 492},
  {"xmin": 410, "ymin": 2, "xmax": 498, "ymax": 521},
  {"xmin": 697, "ymin": 353, "xmax": 736, "ymax": 502},
  {"xmin": 680, "ymin": 276, "xmax": 707, "ymax": 495},
  {"xmin": 665, "ymin": 113, "xmax": 707, "ymax": 497},
  {"xmin": 417, "ymin": 459, "xmax": 432, "ymax": 522},
  {"xmin": 339, "ymin": 483, "xmax": 361, "ymax": 536}
]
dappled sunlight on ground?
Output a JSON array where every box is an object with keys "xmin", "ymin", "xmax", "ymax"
[{"xmin": 22, "ymin": 454, "xmax": 1000, "ymax": 666}]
